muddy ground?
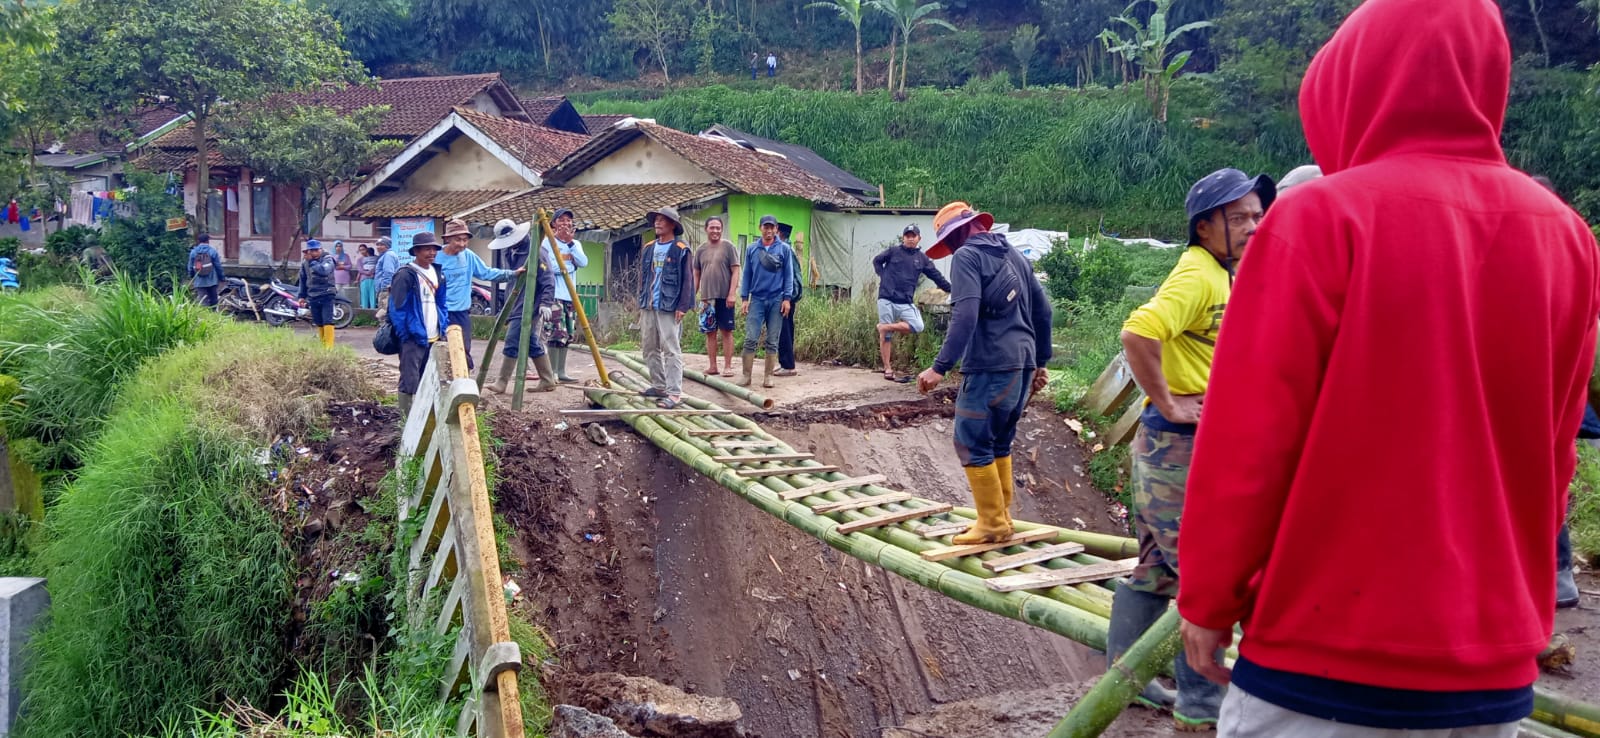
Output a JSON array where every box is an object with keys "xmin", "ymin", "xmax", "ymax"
[{"xmin": 321, "ymin": 325, "xmax": 1600, "ymax": 737}]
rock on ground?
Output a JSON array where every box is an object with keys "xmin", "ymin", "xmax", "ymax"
[
  {"xmin": 549, "ymin": 704, "xmax": 633, "ymax": 738},
  {"xmin": 573, "ymin": 672, "xmax": 747, "ymax": 738}
]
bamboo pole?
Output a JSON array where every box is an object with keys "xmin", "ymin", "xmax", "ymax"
[
  {"xmin": 1534, "ymin": 687, "xmax": 1600, "ymax": 738},
  {"xmin": 537, "ymin": 208, "xmax": 610, "ymax": 388},
  {"xmin": 604, "ymin": 350, "xmax": 775, "ymax": 411},
  {"xmin": 1523, "ymin": 719, "xmax": 1589, "ymax": 738},
  {"xmin": 511, "ymin": 217, "xmax": 542, "ymax": 411},
  {"xmin": 475, "ymin": 267, "xmax": 525, "ymax": 388},
  {"xmin": 1049, "ymin": 607, "xmax": 1181, "ymax": 738}
]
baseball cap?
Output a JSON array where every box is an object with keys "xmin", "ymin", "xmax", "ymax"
[{"xmin": 759, "ymin": 215, "xmax": 779, "ymax": 227}]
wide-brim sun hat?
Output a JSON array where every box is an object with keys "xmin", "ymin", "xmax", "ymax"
[
  {"xmin": 925, "ymin": 201, "xmax": 994, "ymax": 260},
  {"xmin": 1185, "ymin": 169, "xmax": 1277, "ymax": 246},
  {"xmin": 408, "ymin": 231, "xmax": 442, "ymax": 255},
  {"xmin": 647, "ymin": 206, "xmax": 684, "ymax": 236},
  {"xmin": 488, "ymin": 218, "xmax": 531, "ymax": 250}
]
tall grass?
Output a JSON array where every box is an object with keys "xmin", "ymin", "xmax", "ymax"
[{"xmin": 1572, "ymin": 442, "xmax": 1600, "ymax": 563}]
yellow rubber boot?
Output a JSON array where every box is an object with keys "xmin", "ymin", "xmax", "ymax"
[
  {"xmin": 320, "ymin": 325, "xmax": 335, "ymax": 348},
  {"xmin": 953, "ymin": 463, "xmax": 1013, "ymax": 544},
  {"xmin": 995, "ymin": 456, "xmax": 1015, "ymax": 528}
]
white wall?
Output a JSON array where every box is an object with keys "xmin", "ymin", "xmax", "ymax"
[
  {"xmin": 408, "ymin": 136, "xmax": 528, "ymax": 191},
  {"xmin": 567, "ymin": 137, "xmax": 716, "ymax": 187}
]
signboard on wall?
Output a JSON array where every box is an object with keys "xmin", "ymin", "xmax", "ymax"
[{"xmin": 391, "ymin": 217, "xmax": 435, "ymax": 252}]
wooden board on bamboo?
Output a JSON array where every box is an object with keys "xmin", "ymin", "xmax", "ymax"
[
  {"xmin": 919, "ymin": 528, "xmax": 1059, "ymax": 562},
  {"xmin": 915, "ymin": 521, "xmax": 973, "ymax": 538},
  {"xmin": 735, "ymin": 465, "xmax": 840, "ymax": 478},
  {"xmin": 683, "ymin": 428, "xmax": 760, "ymax": 436},
  {"xmin": 776, "ymin": 474, "xmax": 889, "ymax": 501},
  {"xmin": 810, "ymin": 492, "xmax": 912, "ymax": 514},
  {"xmin": 981, "ymin": 542, "xmax": 1087, "ymax": 572},
  {"xmin": 836, "ymin": 503, "xmax": 953, "ymax": 534},
  {"xmin": 985, "ymin": 558, "xmax": 1139, "ymax": 592},
  {"xmin": 711, "ymin": 452, "xmax": 815, "ymax": 464},
  {"xmin": 560, "ymin": 408, "xmax": 730, "ymax": 416},
  {"xmin": 712, "ymin": 440, "xmax": 786, "ymax": 449}
]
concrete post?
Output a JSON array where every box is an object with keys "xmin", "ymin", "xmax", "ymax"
[{"xmin": 0, "ymin": 578, "xmax": 46, "ymax": 736}]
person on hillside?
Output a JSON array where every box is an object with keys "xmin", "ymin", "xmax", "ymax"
[
  {"xmin": 540, "ymin": 208, "xmax": 590, "ymax": 384},
  {"xmin": 373, "ymin": 236, "xmax": 401, "ymax": 321},
  {"xmin": 739, "ymin": 215, "xmax": 795, "ymax": 389},
  {"xmin": 187, "ymin": 233, "xmax": 224, "ymax": 307},
  {"xmin": 750, "ymin": 53, "xmax": 760, "ymax": 80},
  {"xmin": 388, "ymin": 231, "xmax": 448, "ymax": 419},
  {"xmin": 332, "ymin": 240, "xmax": 353, "ymax": 292},
  {"xmin": 1108, "ymin": 167, "xmax": 1274, "ymax": 730},
  {"xmin": 297, "ymin": 239, "xmax": 339, "ymax": 349},
  {"xmin": 916, "ymin": 201, "xmax": 1052, "ymax": 545},
  {"xmin": 484, "ymin": 218, "xmax": 557, "ymax": 394},
  {"xmin": 766, "ymin": 52, "xmax": 778, "ymax": 77},
  {"xmin": 1176, "ymin": 1, "xmax": 1600, "ymax": 736},
  {"xmin": 694, "ymin": 215, "xmax": 741, "ymax": 376},
  {"xmin": 439, "ymin": 218, "xmax": 522, "ymax": 371},
  {"xmin": 638, "ymin": 207, "xmax": 695, "ymax": 408},
  {"xmin": 357, "ymin": 244, "xmax": 378, "ymax": 310},
  {"xmin": 874, "ymin": 223, "xmax": 951, "ymax": 381},
  {"xmin": 776, "ymin": 241, "xmax": 804, "ymax": 377}
]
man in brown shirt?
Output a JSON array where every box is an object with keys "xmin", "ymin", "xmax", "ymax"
[{"xmin": 693, "ymin": 216, "xmax": 741, "ymax": 375}]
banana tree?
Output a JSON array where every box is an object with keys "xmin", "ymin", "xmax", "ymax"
[
  {"xmin": 1097, "ymin": 0, "xmax": 1211, "ymax": 122},
  {"xmin": 806, "ymin": 0, "xmax": 866, "ymax": 94},
  {"xmin": 869, "ymin": 0, "xmax": 956, "ymax": 97}
]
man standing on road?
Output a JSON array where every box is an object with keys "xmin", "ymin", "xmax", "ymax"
[
  {"xmin": 1177, "ymin": 2, "xmax": 1600, "ymax": 736},
  {"xmin": 373, "ymin": 236, "xmax": 401, "ymax": 321},
  {"xmin": 694, "ymin": 215, "xmax": 741, "ymax": 376},
  {"xmin": 916, "ymin": 201, "xmax": 1052, "ymax": 546},
  {"xmin": 540, "ymin": 208, "xmax": 589, "ymax": 384},
  {"xmin": 439, "ymin": 218, "xmax": 522, "ymax": 371},
  {"xmin": 187, "ymin": 233, "xmax": 224, "ymax": 307},
  {"xmin": 738, "ymin": 215, "xmax": 794, "ymax": 389},
  {"xmin": 874, "ymin": 223, "xmax": 950, "ymax": 381},
  {"xmin": 1109, "ymin": 167, "xmax": 1274, "ymax": 730},
  {"xmin": 483, "ymin": 218, "xmax": 557, "ymax": 395},
  {"xmin": 388, "ymin": 231, "xmax": 448, "ymax": 419},
  {"xmin": 298, "ymin": 238, "xmax": 340, "ymax": 349},
  {"xmin": 638, "ymin": 207, "xmax": 695, "ymax": 408}
]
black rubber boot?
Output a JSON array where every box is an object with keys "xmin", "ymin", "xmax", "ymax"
[{"xmin": 1107, "ymin": 584, "xmax": 1178, "ymax": 710}]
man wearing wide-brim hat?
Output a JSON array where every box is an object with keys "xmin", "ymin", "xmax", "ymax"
[
  {"xmin": 483, "ymin": 218, "xmax": 558, "ymax": 394},
  {"xmin": 917, "ymin": 201, "xmax": 1053, "ymax": 551},
  {"xmin": 1109, "ymin": 167, "xmax": 1273, "ymax": 729},
  {"xmin": 637, "ymin": 206, "xmax": 696, "ymax": 408},
  {"xmin": 388, "ymin": 231, "xmax": 449, "ymax": 418}
]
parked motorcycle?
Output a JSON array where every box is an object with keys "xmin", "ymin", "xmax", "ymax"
[
  {"xmin": 0, "ymin": 257, "xmax": 19, "ymax": 291},
  {"xmin": 470, "ymin": 280, "xmax": 496, "ymax": 315},
  {"xmin": 215, "ymin": 277, "xmax": 275, "ymax": 320},
  {"xmin": 259, "ymin": 279, "xmax": 354, "ymax": 329}
]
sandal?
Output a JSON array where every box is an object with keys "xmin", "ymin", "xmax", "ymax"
[
  {"xmin": 657, "ymin": 396, "xmax": 684, "ymax": 409},
  {"xmin": 773, "ymin": 368, "xmax": 798, "ymax": 377},
  {"xmin": 705, "ymin": 367, "xmax": 721, "ymax": 376},
  {"xmin": 883, "ymin": 371, "xmax": 898, "ymax": 381},
  {"xmin": 641, "ymin": 387, "xmax": 667, "ymax": 398}
]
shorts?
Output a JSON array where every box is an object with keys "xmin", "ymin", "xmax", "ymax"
[
  {"xmin": 702, "ymin": 298, "xmax": 736, "ymax": 332},
  {"xmin": 877, "ymin": 299, "xmax": 924, "ymax": 333}
]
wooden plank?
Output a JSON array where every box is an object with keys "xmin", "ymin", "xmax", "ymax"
[
  {"xmin": 1080, "ymin": 352, "xmax": 1136, "ymax": 418},
  {"xmin": 837, "ymin": 503, "xmax": 953, "ymax": 534},
  {"xmin": 440, "ymin": 626, "xmax": 472, "ymax": 701},
  {"xmin": 735, "ymin": 465, "xmax": 840, "ymax": 478},
  {"xmin": 981, "ymin": 542, "xmax": 1088, "ymax": 573},
  {"xmin": 915, "ymin": 521, "xmax": 973, "ymax": 538},
  {"xmin": 684, "ymin": 428, "xmax": 757, "ymax": 436},
  {"xmin": 810, "ymin": 492, "xmax": 912, "ymax": 514},
  {"xmin": 1108, "ymin": 394, "xmax": 1145, "ymax": 446},
  {"xmin": 560, "ymin": 408, "xmax": 730, "ymax": 417},
  {"xmin": 919, "ymin": 528, "xmax": 1059, "ymax": 562},
  {"xmin": 711, "ymin": 440, "xmax": 786, "ymax": 449},
  {"xmin": 400, "ymin": 357, "xmax": 442, "ymax": 456},
  {"xmin": 434, "ymin": 574, "xmax": 467, "ymax": 635},
  {"xmin": 422, "ymin": 525, "xmax": 458, "ymax": 601},
  {"xmin": 408, "ymin": 483, "xmax": 452, "ymax": 575},
  {"xmin": 712, "ymin": 452, "xmax": 814, "ymax": 464},
  {"xmin": 985, "ymin": 558, "xmax": 1140, "ymax": 592},
  {"xmin": 776, "ymin": 474, "xmax": 888, "ymax": 501}
]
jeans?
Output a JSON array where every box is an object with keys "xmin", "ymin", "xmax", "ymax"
[
  {"xmin": 640, "ymin": 309, "xmax": 683, "ymax": 396},
  {"xmin": 195, "ymin": 283, "xmax": 219, "ymax": 307},
  {"xmin": 743, "ymin": 296, "xmax": 783, "ymax": 353},
  {"xmin": 502, "ymin": 310, "xmax": 546, "ymax": 359},
  {"xmin": 360, "ymin": 278, "xmax": 376, "ymax": 309},
  {"xmin": 398, "ymin": 340, "xmax": 430, "ymax": 395},
  {"xmin": 447, "ymin": 310, "xmax": 475, "ymax": 370},
  {"xmin": 952, "ymin": 369, "xmax": 1031, "ymax": 467},
  {"xmin": 307, "ymin": 294, "xmax": 334, "ymax": 326}
]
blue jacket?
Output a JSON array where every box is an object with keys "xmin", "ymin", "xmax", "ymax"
[
  {"xmin": 187, "ymin": 243, "xmax": 223, "ymax": 288},
  {"xmin": 375, "ymin": 249, "xmax": 409, "ymax": 292},
  {"xmin": 741, "ymin": 238, "xmax": 794, "ymax": 302},
  {"xmin": 298, "ymin": 254, "xmax": 337, "ymax": 299},
  {"xmin": 388, "ymin": 263, "xmax": 449, "ymax": 347},
  {"xmin": 638, "ymin": 238, "xmax": 696, "ymax": 313},
  {"xmin": 438, "ymin": 249, "xmax": 515, "ymax": 312}
]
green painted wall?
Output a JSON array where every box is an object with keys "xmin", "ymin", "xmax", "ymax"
[
  {"xmin": 573, "ymin": 239, "xmax": 605, "ymax": 285},
  {"xmin": 725, "ymin": 195, "xmax": 815, "ymax": 267}
]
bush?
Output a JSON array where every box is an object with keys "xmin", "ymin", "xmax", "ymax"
[
  {"xmin": 1572, "ymin": 442, "xmax": 1600, "ymax": 564},
  {"xmin": 101, "ymin": 169, "xmax": 189, "ymax": 283},
  {"xmin": 0, "ymin": 236, "xmax": 17, "ymax": 260}
]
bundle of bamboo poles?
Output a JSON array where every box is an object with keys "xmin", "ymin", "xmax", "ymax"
[{"xmin": 603, "ymin": 350, "xmax": 774, "ymax": 410}]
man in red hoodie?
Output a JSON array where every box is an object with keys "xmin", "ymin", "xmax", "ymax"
[{"xmin": 1177, "ymin": 0, "xmax": 1600, "ymax": 734}]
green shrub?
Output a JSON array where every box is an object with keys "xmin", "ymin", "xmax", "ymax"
[
  {"xmin": 1572, "ymin": 442, "xmax": 1600, "ymax": 564},
  {"xmin": 100, "ymin": 169, "xmax": 189, "ymax": 283},
  {"xmin": 0, "ymin": 237, "xmax": 17, "ymax": 260},
  {"xmin": 44, "ymin": 225, "xmax": 97, "ymax": 259}
]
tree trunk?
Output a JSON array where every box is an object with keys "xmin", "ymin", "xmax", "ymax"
[
  {"xmin": 1529, "ymin": 0, "xmax": 1553, "ymax": 66},
  {"xmin": 657, "ymin": 42, "xmax": 672, "ymax": 84},
  {"xmin": 854, "ymin": 24, "xmax": 863, "ymax": 95},
  {"xmin": 886, "ymin": 30, "xmax": 897, "ymax": 92},
  {"xmin": 899, "ymin": 28, "xmax": 910, "ymax": 96},
  {"xmin": 194, "ymin": 108, "xmax": 210, "ymax": 236}
]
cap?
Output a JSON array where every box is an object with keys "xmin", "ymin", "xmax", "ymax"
[
  {"xmin": 902, "ymin": 223, "xmax": 920, "ymax": 235},
  {"xmin": 759, "ymin": 215, "xmax": 779, "ymax": 227},
  {"xmin": 552, "ymin": 208, "xmax": 575, "ymax": 222},
  {"xmin": 302, "ymin": 239, "xmax": 322, "ymax": 251}
]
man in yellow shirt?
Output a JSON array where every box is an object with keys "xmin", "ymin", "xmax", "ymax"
[{"xmin": 1109, "ymin": 168, "xmax": 1274, "ymax": 731}]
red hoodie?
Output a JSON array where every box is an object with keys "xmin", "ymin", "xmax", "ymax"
[{"xmin": 1177, "ymin": 0, "xmax": 1600, "ymax": 692}]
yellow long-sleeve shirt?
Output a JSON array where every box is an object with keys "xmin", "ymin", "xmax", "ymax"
[{"xmin": 1122, "ymin": 246, "xmax": 1230, "ymax": 397}]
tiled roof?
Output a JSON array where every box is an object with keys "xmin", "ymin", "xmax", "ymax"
[
  {"xmin": 546, "ymin": 121, "xmax": 861, "ymax": 206},
  {"xmin": 464, "ymin": 183, "xmax": 729, "ymax": 231},
  {"xmin": 453, "ymin": 107, "xmax": 589, "ymax": 173},
  {"xmin": 519, "ymin": 96, "xmax": 566, "ymax": 123},
  {"xmin": 344, "ymin": 189, "xmax": 519, "ymax": 218},
  {"xmin": 56, "ymin": 107, "xmax": 187, "ymax": 154},
  {"xmin": 131, "ymin": 146, "xmax": 237, "ymax": 172},
  {"xmin": 580, "ymin": 114, "xmax": 630, "ymax": 133},
  {"xmin": 704, "ymin": 124, "xmax": 879, "ymax": 202}
]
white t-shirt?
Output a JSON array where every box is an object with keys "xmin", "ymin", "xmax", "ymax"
[{"xmin": 412, "ymin": 263, "xmax": 440, "ymax": 341}]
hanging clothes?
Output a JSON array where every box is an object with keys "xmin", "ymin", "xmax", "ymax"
[
  {"xmin": 19, "ymin": 216, "xmax": 30, "ymax": 232},
  {"xmin": 6, "ymin": 200, "xmax": 18, "ymax": 224},
  {"xmin": 225, "ymin": 187, "xmax": 238, "ymax": 212}
]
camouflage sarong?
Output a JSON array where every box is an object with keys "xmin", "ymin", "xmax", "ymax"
[
  {"xmin": 542, "ymin": 299, "xmax": 576, "ymax": 347},
  {"xmin": 1127, "ymin": 424, "xmax": 1195, "ymax": 597}
]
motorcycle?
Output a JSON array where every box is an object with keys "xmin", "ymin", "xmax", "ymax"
[
  {"xmin": 259, "ymin": 279, "xmax": 354, "ymax": 329},
  {"xmin": 0, "ymin": 257, "xmax": 19, "ymax": 291},
  {"xmin": 216, "ymin": 277, "xmax": 276, "ymax": 320},
  {"xmin": 470, "ymin": 280, "xmax": 496, "ymax": 315}
]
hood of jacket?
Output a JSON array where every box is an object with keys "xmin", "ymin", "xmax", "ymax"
[
  {"xmin": 958, "ymin": 231, "xmax": 1014, "ymax": 258},
  {"xmin": 1300, "ymin": 0, "xmax": 1509, "ymax": 174}
]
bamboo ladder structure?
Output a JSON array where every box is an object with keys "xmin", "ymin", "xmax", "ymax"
[{"xmin": 397, "ymin": 325, "xmax": 525, "ymax": 738}]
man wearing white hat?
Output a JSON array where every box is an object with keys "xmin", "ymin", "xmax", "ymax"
[{"xmin": 484, "ymin": 218, "xmax": 557, "ymax": 394}]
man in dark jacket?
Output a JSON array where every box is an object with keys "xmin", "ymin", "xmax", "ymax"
[
  {"xmin": 639, "ymin": 207, "xmax": 696, "ymax": 407},
  {"xmin": 917, "ymin": 201, "xmax": 1052, "ymax": 547},
  {"xmin": 483, "ymin": 218, "xmax": 557, "ymax": 394},
  {"xmin": 297, "ymin": 239, "xmax": 338, "ymax": 348},
  {"xmin": 874, "ymin": 223, "xmax": 951, "ymax": 380},
  {"xmin": 187, "ymin": 233, "xmax": 224, "ymax": 307},
  {"xmin": 388, "ymin": 231, "xmax": 448, "ymax": 419}
]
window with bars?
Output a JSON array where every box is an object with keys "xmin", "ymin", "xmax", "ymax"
[{"xmin": 251, "ymin": 185, "xmax": 272, "ymax": 235}]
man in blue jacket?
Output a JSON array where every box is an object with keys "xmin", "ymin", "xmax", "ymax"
[
  {"xmin": 918, "ymin": 201, "xmax": 1052, "ymax": 546},
  {"xmin": 187, "ymin": 233, "xmax": 224, "ymax": 307},
  {"xmin": 738, "ymin": 215, "xmax": 794, "ymax": 389},
  {"xmin": 373, "ymin": 236, "xmax": 404, "ymax": 321},
  {"xmin": 638, "ymin": 207, "xmax": 696, "ymax": 408},
  {"xmin": 438, "ymin": 218, "xmax": 522, "ymax": 371},
  {"xmin": 387, "ymin": 231, "xmax": 448, "ymax": 419},
  {"xmin": 297, "ymin": 239, "xmax": 338, "ymax": 348}
]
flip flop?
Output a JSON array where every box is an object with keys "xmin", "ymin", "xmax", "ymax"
[
  {"xmin": 641, "ymin": 387, "xmax": 667, "ymax": 398},
  {"xmin": 883, "ymin": 371, "xmax": 898, "ymax": 381},
  {"xmin": 706, "ymin": 367, "xmax": 721, "ymax": 376},
  {"xmin": 657, "ymin": 396, "xmax": 684, "ymax": 409}
]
